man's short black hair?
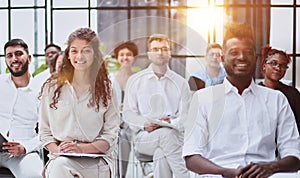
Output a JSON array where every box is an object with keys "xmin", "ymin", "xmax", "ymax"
[
  {"xmin": 223, "ymin": 22, "xmax": 254, "ymax": 49},
  {"xmin": 4, "ymin": 38, "xmax": 29, "ymax": 54},
  {"xmin": 44, "ymin": 43, "xmax": 61, "ymax": 52}
]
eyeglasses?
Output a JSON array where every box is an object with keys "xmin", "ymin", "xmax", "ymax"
[
  {"xmin": 150, "ymin": 47, "xmax": 170, "ymax": 53},
  {"xmin": 265, "ymin": 60, "xmax": 289, "ymax": 70}
]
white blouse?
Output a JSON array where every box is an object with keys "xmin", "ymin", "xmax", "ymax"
[{"xmin": 39, "ymin": 81, "xmax": 120, "ymax": 153}]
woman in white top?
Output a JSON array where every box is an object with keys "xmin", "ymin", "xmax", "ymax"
[{"xmin": 39, "ymin": 28, "xmax": 120, "ymax": 178}]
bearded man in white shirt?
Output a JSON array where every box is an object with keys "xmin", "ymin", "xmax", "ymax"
[
  {"xmin": 183, "ymin": 22, "xmax": 300, "ymax": 178},
  {"xmin": 123, "ymin": 33, "xmax": 191, "ymax": 178},
  {"xmin": 0, "ymin": 39, "xmax": 43, "ymax": 177}
]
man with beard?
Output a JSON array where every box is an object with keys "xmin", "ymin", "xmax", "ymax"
[{"xmin": 0, "ymin": 39, "xmax": 43, "ymax": 178}]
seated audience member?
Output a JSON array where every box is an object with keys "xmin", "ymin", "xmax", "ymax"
[
  {"xmin": 39, "ymin": 28, "xmax": 119, "ymax": 178},
  {"xmin": 123, "ymin": 33, "xmax": 191, "ymax": 178},
  {"xmin": 0, "ymin": 38, "xmax": 43, "ymax": 178},
  {"xmin": 259, "ymin": 45, "xmax": 300, "ymax": 133},
  {"xmin": 183, "ymin": 22, "xmax": 300, "ymax": 178},
  {"xmin": 54, "ymin": 52, "xmax": 64, "ymax": 73},
  {"xmin": 31, "ymin": 44, "xmax": 61, "ymax": 94},
  {"xmin": 111, "ymin": 41, "xmax": 138, "ymax": 110},
  {"xmin": 111, "ymin": 41, "xmax": 151, "ymax": 178},
  {"xmin": 188, "ymin": 43, "xmax": 226, "ymax": 91},
  {"xmin": 32, "ymin": 43, "xmax": 61, "ymax": 77}
]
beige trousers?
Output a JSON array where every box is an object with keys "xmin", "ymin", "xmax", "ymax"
[{"xmin": 44, "ymin": 156, "xmax": 110, "ymax": 178}]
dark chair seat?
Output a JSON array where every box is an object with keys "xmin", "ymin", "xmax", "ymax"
[
  {"xmin": 0, "ymin": 167, "xmax": 15, "ymax": 178},
  {"xmin": 134, "ymin": 151, "xmax": 153, "ymax": 162}
]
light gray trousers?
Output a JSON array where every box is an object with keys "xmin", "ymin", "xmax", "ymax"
[
  {"xmin": 0, "ymin": 151, "xmax": 43, "ymax": 178},
  {"xmin": 134, "ymin": 127, "xmax": 190, "ymax": 178}
]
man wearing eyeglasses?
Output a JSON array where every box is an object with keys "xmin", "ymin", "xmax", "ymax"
[
  {"xmin": 0, "ymin": 39, "xmax": 43, "ymax": 177},
  {"xmin": 123, "ymin": 34, "xmax": 191, "ymax": 178},
  {"xmin": 188, "ymin": 43, "xmax": 226, "ymax": 91}
]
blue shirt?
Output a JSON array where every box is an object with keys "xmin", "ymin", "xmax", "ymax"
[{"xmin": 192, "ymin": 67, "xmax": 226, "ymax": 88}]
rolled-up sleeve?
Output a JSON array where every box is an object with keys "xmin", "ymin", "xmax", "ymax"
[
  {"xmin": 183, "ymin": 92, "xmax": 209, "ymax": 158},
  {"xmin": 276, "ymin": 93, "xmax": 300, "ymax": 160}
]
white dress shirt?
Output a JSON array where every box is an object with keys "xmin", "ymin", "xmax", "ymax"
[
  {"xmin": 30, "ymin": 69, "xmax": 51, "ymax": 95},
  {"xmin": 123, "ymin": 64, "xmax": 191, "ymax": 134},
  {"xmin": 0, "ymin": 74, "xmax": 41, "ymax": 153},
  {"xmin": 183, "ymin": 78, "xmax": 300, "ymax": 168}
]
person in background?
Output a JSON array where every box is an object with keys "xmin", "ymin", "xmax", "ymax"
[
  {"xmin": 0, "ymin": 38, "xmax": 43, "ymax": 178},
  {"xmin": 31, "ymin": 44, "xmax": 61, "ymax": 94},
  {"xmin": 259, "ymin": 45, "xmax": 300, "ymax": 133},
  {"xmin": 112, "ymin": 41, "xmax": 138, "ymax": 111},
  {"xmin": 39, "ymin": 28, "xmax": 119, "ymax": 178},
  {"xmin": 54, "ymin": 52, "xmax": 64, "ymax": 73},
  {"xmin": 32, "ymin": 44, "xmax": 61, "ymax": 77},
  {"xmin": 111, "ymin": 41, "xmax": 143, "ymax": 178},
  {"xmin": 183, "ymin": 22, "xmax": 300, "ymax": 178},
  {"xmin": 188, "ymin": 43, "xmax": 226, "ymax": 91},
  {"xmin": 123, "ymin": 33, "xmax": 191, "ymax": 178}
]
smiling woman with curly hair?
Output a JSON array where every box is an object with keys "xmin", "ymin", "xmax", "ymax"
[{"xmin": 39, "ymin": 27, "xmax": 120, "ymax": 178}]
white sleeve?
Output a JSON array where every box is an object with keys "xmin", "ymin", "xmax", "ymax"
[{"xmin": 183, "ymin": 91, "xmax": 209, "ymax": 158}]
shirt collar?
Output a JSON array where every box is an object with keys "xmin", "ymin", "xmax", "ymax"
[
  {"xmin": 146, "ymin": 64, "xmax": 172, "ymax": 80},
  {"xmin": 223, "ymin": 77, "xmax": 257, "ymax": 96},
  {"xmin": 5, "ymin": 73, "xmax": 34, "ymax": 91}
]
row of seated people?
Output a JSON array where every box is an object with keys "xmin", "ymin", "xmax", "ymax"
[
  {"xmin": 117, "ymin": 23, "xmax": 300, "ymax": 178},
  {"xmin": 1, "ymin": 21, "xmax": 300, "ymax": 178}
]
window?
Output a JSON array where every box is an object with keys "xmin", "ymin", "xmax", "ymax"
[{"xmin": 0, "ymin": 0, "xmax": 299, "ymax": 88}]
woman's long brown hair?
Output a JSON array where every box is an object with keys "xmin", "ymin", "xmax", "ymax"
[{"xmin": 40, "ymin": 28, "xmax": 111, "ymax": 111}]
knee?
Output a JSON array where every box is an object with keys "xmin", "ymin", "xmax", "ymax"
[
  {"xmin": 159, "ymin": 128, "xmax": 177, "ymax": 137},
  {"xmin": 46, "ymin": 157, "xmax": 70, "ymax": 173},
  {"xmin": 158, "ymin": 128, "xmax": 181, "ymax": 143},
  {"xmin": 17, "ymin": 170, "xmax": 43, "ymax": 178}
]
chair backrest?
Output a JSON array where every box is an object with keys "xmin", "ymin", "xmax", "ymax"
[{"xmin": 188, "ymin": 76, "xmax": 205, "ymax": 91}]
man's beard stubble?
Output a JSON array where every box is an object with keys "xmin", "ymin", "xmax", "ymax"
[{"xmin": 7, "ymin": 60, "xmax": 29, "ymax": 77}]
